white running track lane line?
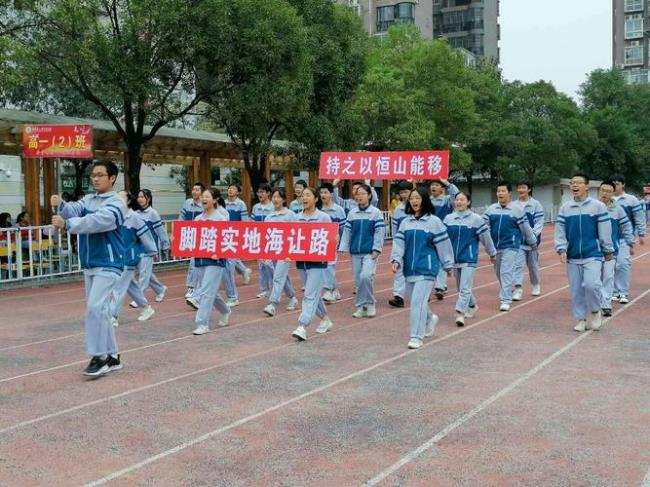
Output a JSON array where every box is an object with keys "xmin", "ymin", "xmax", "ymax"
[
  {"xmin": 0, "ymin": 248, "xmax": 557, "ymax": 351},
  {"xmin": 81, "ymin": 265, "xmax": 578, "ymax": 486},
  {"xmin": 363, "ymin": 286, "xmax": 650, "ymax": 486},
  {"xmin": 642, "ymin": 466, "xmax": 650, "ymax": 487},
  {"xmin": 0, "ymin": 259, "xmax": 562, "ymax": 384},
  {"xmin": 0, "ymin": 263, "xmax": 556, "ymax": 434}
]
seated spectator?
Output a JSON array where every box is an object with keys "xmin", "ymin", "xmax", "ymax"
[
  {"xmin": 0, "ymin": 212, "xmax": 14, "ymax": 243},
  {"xmin": 16, "ymin": 211, "xmax": 38, "ymax": 251}
]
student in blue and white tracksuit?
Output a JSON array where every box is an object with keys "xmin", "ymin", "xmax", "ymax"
[
  {"xmin": 252, "ymin": 183, "xmax": 275, "ymax": 299},
  {"xmin": 319, "ymin": 182, "xmax": 347, "ymax": 303},
  {"xmin": 598, "ymin": 181, "xmax": 634, "ymax": 317},
  {"xmin": 483, "ymin": 182, "xmax": 537, "ymax": 312},
  {"xmin": 391, "ymin": 187, "xmax": 454, "ymax": 349},
  {"xmin": 555, "ymin": 174, "xmax": 614, "ymax": 332},
  {"xmin": 290, "ymin": 179, "xmax": 307, "ymax": 214},
  {"xmin": 51, "ymin": 161, "xmax": 126, "ymax": 377},
  {"xmin": 135, "ymin": 189, "xmax": 169, "ymax": 304},
  {"xmin": 610, "ymin": 174, "xmax": 647, "ymax": 303},
  {"xmin": 513, "ymin": 181, "xmax": 545, "ymax": 299},
  {"xmin": 430, "ymin": 178, "xmax": 459, "ymax": 299},
  {"xmin": 190, "ymin": 188, "xmax": 232, "ymax": 335},
  {"xmin": 179, "ymin": 182, "xmax": 205, "ymax": 299},
  {"xmin": 444, "ymin": 192, "xmax": 497, "ymax": 327},
  {"xmin": 225, "ymin": 184, "xmax": 252, "ymax": 288},
  {"xmin": 332, "ymin": 178, "xmax": 380, "ymax": 213},
  {"xmin": 339, "ymin": 183, "xmax": 386, "ymax": 318},
  {"xmin": 291, "ymin": 187, "xmax": 335, "ymax": 341},
  {"xmin": 389, "ymin": 180, "xmax": 414, "ymax": 308},
  {"xmin": 110, "ymin": 191, "xmax": 158, "ymax": 327},
  {"xmin": 262, "ymin": 188, "xmax": 299, "ymax": 317}
]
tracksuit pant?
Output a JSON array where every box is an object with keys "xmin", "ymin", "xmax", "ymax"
[
  {"xmin": 269, "ymin": 260, "xmax": 296, "ymax": 305},
  {"xmin": 297, "ymin": 268, "xmax": 327, "ymax": 326},
  {"xmin": 614, "ymin": 242, "xmax": 632, "ymax": 298},
  {"xmin": 84, "ymin": 268, "xmax": 120, "ymax": 356},
  {"xmin": 514, "ymin": 248, "xmax": 540, "ymax": 288},
  {"xmin": 351, "ymin": 254, "xmax": 377, "ymax": 307},
  {"xmin": 223, "ymin": 260, "xmax": 238, "ymax": 300},
  {"xmin": 393, "ymin": 268, "xmax": 405, "ymax": 298},
  {"xmin": 233, "ymin": 259, "xmax": 248, "ymax": 275},
  {"xmin": 111, "ymin": 268, "xmax": 148, "ymax": 318},
  {"xmin": 435, "ymin": 268, "xmax": 448, "ymax": 291},
  {"xmin": 567, "ymin": 260, "xmax": 603, "ymax": 321},
  {"xmin": 194, "ymin": 266, "xmax": 230, "ymax": 327},
  {"xmin": 137, "ymin": 255, "xmax": 165, "ymax": 296},
  {"xmin": 453, "ymin": 266, "xmax": 477, "ymax": 314},
  {"xmin": 258, "ymin": 261, "xmax": 274, "ymax": 293},
  {"xmin": 600, "ymin": 258, "xmax": 616, "ymax": 309},
  {"xmin": 324, "ymin": 254, "xmax": 339, "ymax": 291},
  {"xmin": 405, "ymin": 279, "xmax": 435, "ymax": 339},
  {"xmin": 185, "ymin": 258, "xmax": 199, "ymax": 288},
  {"xmin": 495, "ymin": 249, "xmax": 518, "ymax": 305}
]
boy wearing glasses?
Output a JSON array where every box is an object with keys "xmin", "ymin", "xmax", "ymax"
[{"xmin": 51, "ymin": 161, "xmax": 126, "ymax": 378}]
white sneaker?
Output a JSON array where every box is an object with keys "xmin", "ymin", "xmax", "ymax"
[
  {"xmin": 129, "ymin": 301, "xmax": 139, "ymax": 309},
  {"xmin": 256, "ymin": 291, "xmax": 268, "ymax": 299},
  {"xmin": 242, "ymin": 268, "xmax": 252, "ymax": 285},
  {"xmin": 512, "ymin": 287, "xmax": 523, "ymax": 301},
  {"xmin": 286, "ymin": 297, "xmax": 299, "ymax": 311},
  {"xmin": 111, "ymin": 317, "xmax": 119, "ymax": 327},
  {"xmin": 618, "ymin": 295, "xmax": 629, "ymax": 304},
  {"xmin": 455, "ymin": 313, "xmax": 465, "ymax": 327},
  {"xmin": 499, "ymin": 303, "xmax": 511, "ymax": 312},
  {"xmin": 590, "ymin": 311, "xmax": 603, "ymax": 331},
  {"xmin": 352, "ymin": 306, "xmax": 367, "ymax": 318},
  {"xmin": 465, "ymin": 305, "xmax": 478, "ymax": 318},
  {"xmin": 263, "ymin": 303, "xmax": 277, "ymax": 317},
  {"xmin": 292, "ymin": 325, "xmax": 307, "ymax": 341},
  {"xmin": 184, "ymin": 287, "xmax": 195, "ymax": 299},
  {"xmin": 573, "ymin": 320, "xmax": 587, "ymax": 332},
  {"xmin": 186, "ymin": 297, "xmax": 200, "ymax": 310},
  {"xmin": 425, "ymin": 314, "xmax": 439, "ymax": 337},
  {"xmin": 365, "ymin": 304, "xmax": 377, "ymax": 317},
  {"xmin": 154, "ymin": 286, "xmax": 167, "ymax": 302},
  {"xmin": 316, "ymin": 319, "xmax": 333, "ymax": 334},
  {"xmin": 531, "ymin": 284, "xmax": 541, "ymax": 296},
  {"xmin": 611, "ymin": 294, "xmax": 620, "ymax": 302},
  {"xmin": 137, "ymin": 305, "xmax": 155, "ymax": 322},
  {"xmin": 407, "ymin": 338, "xmax": 423, "ymax": 349},
  {"xmin": 217, "ymin": 311, "xmax": 231, "ymax": 327},
  {"xmin": 192, "ymin": 325, "xmax": 209, "ymax": 335},
  {"xmin": 226, "ymin": 298, "xmax": 240, "ymax": 307},
  {"xmin": 322, "ymin": 290, "xmax": 335, "ymax": 303},
  {"xmin": 332, "ymin": 289, "xmax": 341, "ymax": 301}
]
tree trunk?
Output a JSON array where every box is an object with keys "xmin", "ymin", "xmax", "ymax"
[
  {"xmin": 127, "ymin": 142, "xmax": 143, "ymax": 195},
  {"xmin": 74, "ymin": 160, "xmax": 92, "ymax": 198},
  {"xmin": 466, "ymin": 169, "xmax": 474, "ymax": 195},
  {"xmin": 243, "ymin": 151, "xmax": 268, "ymax": 197}
]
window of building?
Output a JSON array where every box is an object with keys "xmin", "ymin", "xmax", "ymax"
[
  {"xmin": 625, "ymin": 14, "xmax": 644, "ymax": 39},
  {"xmin": 624, "ymin": 0, "xmax": 643, "ymax": 12},
  {"xmin": 376, "ymin": 3, "xmax": 415, "ymax": 33},
  {"xmin": 625, "ymin": 43, "xmax": 644, "ymax": 65},
  {"xmin": 624, "ymin": 68, "xmax": 649, "ymax": 84}
]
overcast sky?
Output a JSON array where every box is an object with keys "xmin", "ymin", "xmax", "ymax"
[{"xmin": 499, "ymin": 0, "xmax": 612, "ymax": 101}]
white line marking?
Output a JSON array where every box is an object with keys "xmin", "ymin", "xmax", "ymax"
[
  {"xmin": 82, "ymin": 269, "xmax": 572, "ymax": 486},
  {"xmin": 642, "ymin": 465, "xmax": 650, "ymax": 487},
  {"xmin": 363, "ymin": 286, "xmax": 650, "ymax": 486}
]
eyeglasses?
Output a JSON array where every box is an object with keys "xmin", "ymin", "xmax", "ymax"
[{"xmin": 90, "ymin": 173, "xmax": 109, "ymax": 179}]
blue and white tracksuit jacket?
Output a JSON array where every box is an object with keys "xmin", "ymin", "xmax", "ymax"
[
  {"xmin": 601, "ymin": 202, "xmax": 635, "ymax": 307},
  {"xmin": 391, "ymin": 202, "xmax": 408, "ymax": 297},
  {"xmin": 224, "ymin": 198, "xmax": 249, "ymax": 222},
  {"xmin": 58, "ymin": 191, "xmax": 127, "ymax": 356},
  {"xmin": 321, "ymin": 203, "xmax": 347, "ymax": 291},
  {"xmin": 517, "ymin": 197, "xmax": 545, "ymax": 248},
  {"xmin": 614, "ymin": 192, "xmax": 646, "ymax": 238},
  {"xmin": 137, "ymin": 207, "xmax": 170, "ymax": 254},
  {"xmin": 289, "ymin": 199, "xmax": 303, "ymax": 214},
  {"xmin": 555, "ymin": 197, "xmax": 614, "ymax": 320},
  {"xmin": 430, "ymin": 183, "xmax": 460, "ymax": 223},
  {"xmin": 252, "ymin": 201, "xmax": 275, "ymax": 292},
  {"xmin": 333, "ymin": 187, "xmax": 380, "ymax": 213},
  {"xmin": 391, "ymin": 214, "xmax": 454, "ymax": 339},
  {"xmin": 178, "ymin": 198, "xmax": 203, "ymax": 222},
  {"xmin": 264, "ymin": 208, "xmax": 297, "ymax": 304},
  {"xmin": 295, "ymin": 209, "xmax": 332, "ymax": 326}
]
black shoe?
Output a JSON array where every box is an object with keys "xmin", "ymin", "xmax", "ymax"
[
  {"xmin": 435, "ymin": 288, "xmax": 445, "ymax": 300},
  {"xmin": 83, "ymin": 356, "xmax": 110, "ymax": 377},
  {"xmin": 602, "ymin": 308, "xmax": 612, "ymax": 317},
  {"xmin": 388, "ymin": 296, "xmax": 405, "ymax": 308},
  {"xmin": 106, "ymin": 354, "xmax": 122, "ymax": 372}
]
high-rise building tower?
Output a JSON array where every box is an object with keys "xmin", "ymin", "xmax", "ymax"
[
  {"xmin": 613, "ymin": 0, "xmax": 649, "ymax": 84},
  {"xmin": 337, "ymin": 0, "xmax": 500, "ymax": 63}
]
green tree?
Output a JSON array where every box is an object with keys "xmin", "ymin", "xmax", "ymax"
[{"xmin": 5, "ymin": 0, "xmax": 210, "ymax": 193}]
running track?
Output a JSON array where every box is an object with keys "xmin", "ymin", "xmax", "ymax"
[{"xmin": 0, "ymin": 227, "xmax": 649, "ymax": 486}]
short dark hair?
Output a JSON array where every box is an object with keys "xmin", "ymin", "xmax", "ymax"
[
  {"xmin": 295, "ymin": 179, "xmax": 308, "ymax": 189},
  {"xmin": 125, "ymin": 192, "xmax": 140, "ymax": 211},
  {"xmin": 397, "ymin": 180, "xmax": 413, "ymax": 191},
  {"xmin": 405, "ymin": 188, "xmax": 437, "ymax": 216},
  {"xmin": 92, "ymin": 161, "xmax": 119, "ymax": 185},
  {"xmin": 257, "ymin": 183, "xmax": 272, "ymax": 194},
  {"xmin": 16, "ymin": 211, "xmax": 29, "ymax": 223},
  {"xmin": 600, "ymin": 180, "xmax": 616, "ymax": 189},
  {"xmin": 610, "ymin": 173, "xmax": 626, "ymax": 185},
  {"xmin": 516, "ymin": 181, "xmax": 533, "ymax": 191},
  {"xmin": 355, "ymin": 183, "xmax": 373, "ymax": 199},
  {"xmin": 496, "ymin": 182, "xmax": 512, "ymax": 192},
  {"xmin": 319, "ymin": 182, "xmax": 335, "ymax": 194},
  {"xmin": 455, "ymin": 191, "xmax": 472, "ymax": 208},
  {"xmin": 301, "ymin": 187, "xmax": 322, "ymax": 209},
  {"xmin": 228, "ymin": 183, "xmax": 241, "ymax": 192},
  {"xmin": 271, "ymin": 187, "xmax": 287, "ymax": 206},
  {"xmin": 207, "ymin": 187, "xmax": 225, "ymax": 208},
  {"xmin": 193, "ymin": 182, "xmax": 206, "ymax": 191},
  {"xmin": 571, "ymin": 173, "xmax": 589, "ymax": 184}
]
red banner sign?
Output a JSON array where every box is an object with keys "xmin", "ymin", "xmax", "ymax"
[
  {"xmin": 171, "ymin": 221, "xmax": 338, "ymax": 262},
  {"xmin": 22, "ymin": 124, "xmax": 93, "ymax": 158},
  {"xmin": 319, "ymin": 150, "xmax": 449, "ymax": 180}
]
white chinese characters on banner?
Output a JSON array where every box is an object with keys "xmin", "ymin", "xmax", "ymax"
[
  {"xmin": 309, "ymin": 228, "xmax": 330, "ymax": 256},
  {"xmin": 178, "ymin": 226, "xmax": 197, "ymax": 252},
  {"xmin": 199, "ymin": 227, "xmax": 217, "ymax": 253},
  {"xmin": 288, "ymin": 228, "xmax": 306, "ymax": 254},
  {"xmin": 242, "ymin": 228, "xmax": 261, "ymax": 254},
  {"xmin": 221, "ymin": 227, "xmax": 239, "ymax": 253},
  {"xmin": 264, "ymin": 228, "xmax": 285, "ymax": 254}
]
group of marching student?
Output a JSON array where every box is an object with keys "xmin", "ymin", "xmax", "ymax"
[{"xmin": 49, "ymin": 159, "xmax": 647, "ymax": 378}]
